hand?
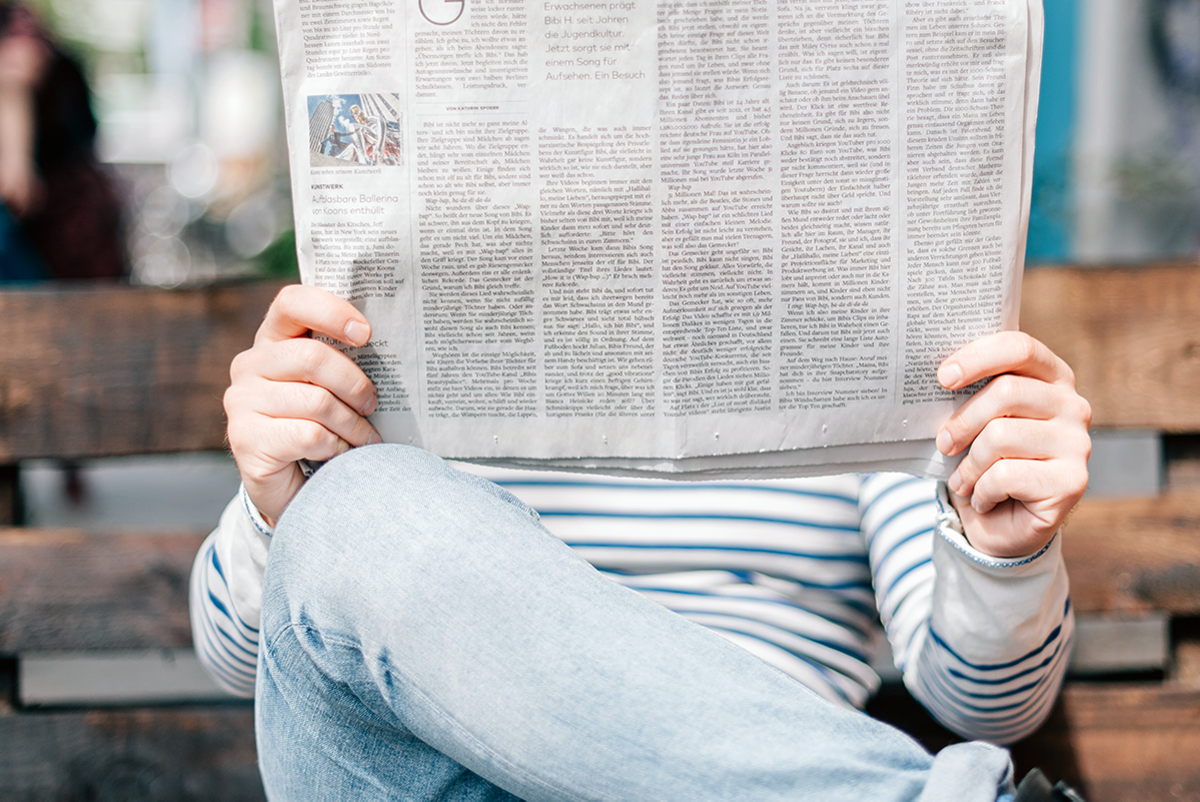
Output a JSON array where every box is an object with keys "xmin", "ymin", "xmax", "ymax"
[
  {"xmin": 225, "ymin": 285, "xmax": 381, "ymax": 525},
  {"xmin": 935, "ymin": 331, "xmax": 1091, "ymax": 558},
  {"xmin": 0, "ymin": 156, "xmax": 42, "ymax": 217}
]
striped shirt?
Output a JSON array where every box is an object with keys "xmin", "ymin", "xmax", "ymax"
[{"xmin": 190, "ymin": 467, "xmax": 1071, "ymax": 744}]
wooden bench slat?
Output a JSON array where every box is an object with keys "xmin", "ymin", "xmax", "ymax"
[
  {"xmin": 1062, "ymin": 493, "xmax": 1200, "ymax": 615},
  {"xmin": 1, "ymin": 266, "xmax": 1196, "ymax": 463},
  {"xmin": 1, "ymin": 490, "xmax": 1196, "ymax": 653},
  {"xmin": 871, "ymin": 682, "xmax": 1200, "ymax": 802},
  {"xmin": 0, "ymin": 282, "xmax": 283, "ymax": 461},
  {"xmin": 1022, "ymin": 263, "xmax": 1200, "ymax": 431},
  {"xmin": 1011, "ymin": 683, "xmax": 1200, "ymax": 801},
  {"xmin": 0, "ymin": 705, "xmax": 262, "ymax": 800},
  {"xmin": 0, "ymin": 529, "xmax": 204, "ymax": 653}
]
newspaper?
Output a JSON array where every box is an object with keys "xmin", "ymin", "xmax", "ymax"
[{"xmin": 272, "ymin": 0, "xmax": 1043, "ymax": 480}]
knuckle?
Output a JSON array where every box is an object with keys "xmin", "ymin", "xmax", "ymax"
[
  {"xmin": 286, "ymin": 382, "xmax": 332, "ymax": 421},
  {"xmin": 1061, "ymin": 362, "xmax": 1078, "ymax": 388},
  {"xmin": 292, "ymin": 339, "xmax": 327, "ymax": 377},
  {"xmin": 351, "ymin": 373, "xmax": 376, "ymax": 401},
  {"xmin": 959, "ymin": 448, "xmax": 986, "ymax": 482},
  {"xmin": 1081, "ymin": 431, "xmax": 1093, "ymax": 463},
  {"xmin": 276, "ymin": 283, "xmax": 304, "ymax": 308},
  {"xmin": 1017, "ymin": 333, "xmax": 1040, "ymax": 365},
  {"xmin": 308, "ymin": 388, "xmax": 341, "ymax": 421},
  {"xmin": 976, "ymin": 417, "xmax": 1006, "ymax": 451},
  {"xmin": 986, "ymin": 460, "xmax": 1021, "ymax": 495},
  {"xmin": 1069, "ymin": 468, "xmax": 1089, "ymax": 498},
  {"xmin": 222, "ymin": 384, "xmax": 241, "ymax": 416},
  {"xmin": 290, "ymin": 420, "xmax": 327, "ymax": 452},
  {"xmin": 229, "ymin": 348, "xmax": 254, "ymax": 380},
  {"xmin": 992, "ymin": 373, "xmax": 1024, "ymax": 406},
  {"xmin": 1075, "ymin": 395, "xmax": 1093, "ymax": 427},
  {"xmin": 225, "ymin": 417, "xmax": 246, "ymax": 451}
]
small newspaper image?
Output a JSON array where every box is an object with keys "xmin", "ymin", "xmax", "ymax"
[
  {"xmin": 273, "ymin": 0, "xmax": 1044, "ymax": 480},
  {"xmin": 308, "ymin": 93, "xmax": 405, "ymax": 168}
]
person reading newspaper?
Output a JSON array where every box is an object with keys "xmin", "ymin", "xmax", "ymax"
[{"xmin": 192, "ymin": 284, "xmax": 1090, "ymax": 801}]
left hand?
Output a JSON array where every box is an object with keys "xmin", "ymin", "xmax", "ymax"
[{"xmin": 935, "ymin": 331, "xmax": 1092, "ymax": 558}]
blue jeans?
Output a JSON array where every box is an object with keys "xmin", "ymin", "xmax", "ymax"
[{"xmin": 256, "ymin": 445, "xmax": 1017, "ymax": 801}]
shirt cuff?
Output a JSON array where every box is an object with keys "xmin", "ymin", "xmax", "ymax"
[
  {"xmin": 239, "ymin": 484, "xmax": 276, "ymax": 539},
  {"xmin": 934, "ymin": 482, "xmax": 1058, "ymax": 571}
]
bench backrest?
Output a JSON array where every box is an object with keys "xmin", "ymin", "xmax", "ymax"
[{"xmin": 1, "ymin": 267, "xmax": 1198, "ymax": 801}]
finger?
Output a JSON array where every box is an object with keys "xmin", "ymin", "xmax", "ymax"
[
  {"xmin": 253, "ymin": 380, "xmax": 381, "ymax": 448},
  {"xmin": 232, "ymin": 338, "xmax": 378, "ymax": 416},
  {"xmin": 951, "ymin": 415, "xmax": 1090, "ymax": 496},
  {"xmin": 937, "ymin": 374, "xmax": 1079, "ymax": 457},
  {"xmin": 231, "ymin": 416, "xmax": 354, "ymax": 525},
  {"xmin": 938, "ymin": 331, "xmax": 1075, "ymax": 391},
  {"xmin": 969, "ymin": 458, "xmax": 1086, "ymax": 520},
  {"xmin": 256, "ymin": 284, "xmax": 371, "ymax": 347},
  {"xmin": 231, "ymin": 413, "xmax": 354, "ymax": 474},
  {"xmin": 267, "ymin": 417, "xmax": 355, "ymax": 464},
  {"xmin": 948, "ymin": 417, "xmax": 1064, "ymax": 496}
]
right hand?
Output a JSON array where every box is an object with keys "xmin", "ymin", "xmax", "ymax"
[{"xmin": 225, "ymin": 285, "xmax": 381, "ymax": 525}]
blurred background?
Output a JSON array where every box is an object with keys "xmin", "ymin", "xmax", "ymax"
[
  {"xmin": 4, "ymin": 0, "xmax": 1196, "ymax": 286},
  {"xmin": 9, "ymin": 0, "xmax": 297, "ymax": 289},
  {"xmin": 1030, "ymin": 0, "xmax": 1200, "ymax": 264},
  {"xmin": 10, "ymin": 0, "xmax": 1198, "ymax": 528},
  {"xmin": 0, "ymin": 2, "xmax": 1196, "ymax": 798}
]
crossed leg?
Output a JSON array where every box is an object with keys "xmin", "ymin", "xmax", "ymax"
[{"xmin": 256, "ymin": 445, "xmax": 1015, "ymax": 801}]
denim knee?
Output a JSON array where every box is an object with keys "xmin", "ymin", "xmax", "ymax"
[
  {"xmin": 263, "ymin": 444, "xmax": 542, "ymax": 630},
  {"xmin": 287, "ymin": 445, "xmax": 536, "ymax": 531}
]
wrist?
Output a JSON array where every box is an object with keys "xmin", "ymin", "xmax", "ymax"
[{"xmin": 937, "ymin": 483, "xmax": 1058, "ymax": 565}]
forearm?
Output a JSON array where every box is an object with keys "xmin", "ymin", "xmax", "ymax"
[
  {"xmin": 905, "ymin": 487, "xmax": 1072, "ymax": 744},
  {"xmin": 862, "ymin": 475, "xmax": 1071, "ymax": 744},
  {"xmin": 189, "ymin": 485, "xmax": 275, "ymax": 697}
]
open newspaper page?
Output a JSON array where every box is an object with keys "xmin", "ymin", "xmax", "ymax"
[{"xmin": 273, "ymin": 0, "xmax": 1042, "ymax": 479}]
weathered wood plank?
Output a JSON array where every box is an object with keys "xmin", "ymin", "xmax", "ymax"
[
  {"xmin": 1012, "ymin": 683, "xmax": 1200, "ymax": 802},
  {"xmin": 1062, "ymin": 493, "xmax": 1200, "ymax": 615},
  {"xmin": 0, "ymin": 529, "xmax": 205, "ymax": 653},
  {"xmin": 0, "ymin": 267, "xmax": 1194, "ymax": 456},
  {"xmin": 870, "ymin": 682, "xmax": 1200, "ymax": 802},
  {"xmin": 0, "ymin": 705, "xmax": 263, "ymax": 801},
  {"xmin": 1021, "ymin": 263, "xmax": 1200, "ymax": 431},
  {"xmin": 1, "ymin": 488, "xmax": 1195, "ymax": 652},
  {"xmin": 0, "ymin": 282, "xmax": 283, "ymax": 461},
  {"xmin": 0, "ymin": 267, "xmax": 1194, "ymax": 459}
]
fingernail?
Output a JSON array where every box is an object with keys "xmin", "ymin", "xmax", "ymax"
[
  {"xmin": 344, "ymin": 320, "xmax": 369, "ymax": 346},
  {"xmin": 948, "ymin": 470, "xmax": 963, "ymax": 494},
  {"xmin": 938, "ymin": 362, "xmax": 963, "ymax": 388},
  {"xmin": 362, "ymin": 394, "xmax": 377, "ymax": 415},
  {"xmin": 367, "ymin": 429, "xmax": 382, "ymax": 445},
  {"xmin": 936, "ymin": 429, "xmax": 954, "ymax": 455}
]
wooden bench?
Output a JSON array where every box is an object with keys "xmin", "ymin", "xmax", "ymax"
[
  {"xmin": 0, "ymin": 282, "xmax": 281, "ymax": 799},
  {"xmin": 2, "ymin": 267, "xmax": 1198, "ymax": 799}
]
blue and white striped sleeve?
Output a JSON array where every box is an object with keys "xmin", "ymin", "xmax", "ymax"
[
  {"xmin": 188, "ymin": 484, "xmax": 274, "ymax": 698},
  {"xmin": 860, "ymin": 473, "xmax": 1072, "ymax": 744}
]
